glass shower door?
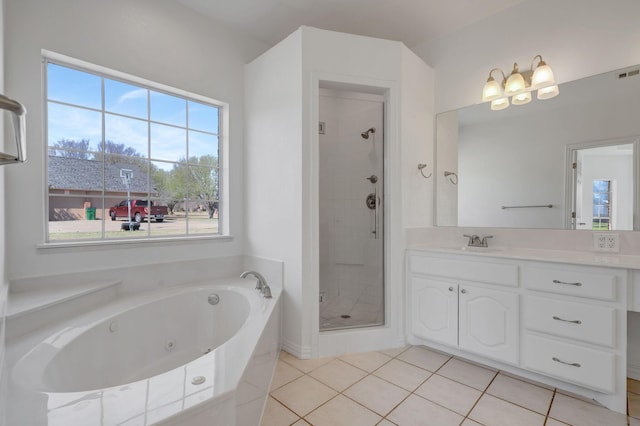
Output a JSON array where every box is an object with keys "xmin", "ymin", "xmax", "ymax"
[{"xmin": 318, "ymin": 89, "xmax": 384, "ymax": 331}]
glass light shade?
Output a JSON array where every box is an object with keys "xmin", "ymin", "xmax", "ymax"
[
  {"xmin": 482, "ymin": 78, "xmax": 503, "ymax": 102},
  {"xmin": 504, "ymin": 72, "xmax": 526, "ymax": 96},
  {"xmin": 531, "ymin": 63, "xmax": 555, "ymax": 89},
  {"xmin": 537, "ymin": 84, "xmax": 559, "ymax": 100},
  {"xmin": 512, "ymin": 91, "xmax": 532, "ymax": 105},
  {"xmin": 491, "ymin": 97, "xmax": 510, "ymax": 111}
]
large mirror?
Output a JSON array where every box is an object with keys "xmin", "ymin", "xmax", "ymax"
[{"xmin": 435, "ymin": 65, "xmax": 640, "ymax": 230}]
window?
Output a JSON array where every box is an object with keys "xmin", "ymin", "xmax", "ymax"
[
  {"xmin": 45, "ymin": 57, "xmax": 223, "ymax": 242},
  {"xmin": 592, "ymin": 179, "xmax": 611, "ymax": 230}
]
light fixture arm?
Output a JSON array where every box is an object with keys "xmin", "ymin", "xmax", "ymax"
[
  {"xmin": 487, "ymin": 68, "xmax": 507, "ymax": 86},
  {"xmin": 530, "ymin": 54, "xmax": 545, "ymax": 71}
]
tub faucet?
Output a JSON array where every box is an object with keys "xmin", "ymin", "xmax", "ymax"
[{"xmin": 240, "ymin": 270, "xmax": 272, "ymax": 298}]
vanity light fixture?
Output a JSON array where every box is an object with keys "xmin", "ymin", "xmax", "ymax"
[{"xmin": 482, "ymin": 55, "xmax": 559, "ymax": 111}]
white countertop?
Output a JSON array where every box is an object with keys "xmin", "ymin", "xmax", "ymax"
[{"xmin": 407, "ymin": 244, "xmax": 640, "ymax": 269}]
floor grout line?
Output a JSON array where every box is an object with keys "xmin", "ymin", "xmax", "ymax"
[{"xmin": 266, "ymin": 347, "xmax": 637, "ymax": 426}]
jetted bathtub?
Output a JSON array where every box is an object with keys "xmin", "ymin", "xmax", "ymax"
[{"xmin": 9, "ymin": 278, "xmax": 280, "ymax": 425}]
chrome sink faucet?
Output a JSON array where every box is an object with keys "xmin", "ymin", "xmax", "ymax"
[
  {"xmin": 463, "ymin": 234, "xmax": 493, "ymax": 248},
  {"xmin": 240, "ymin": 270, "xmax": 272, "ymax": 298}
]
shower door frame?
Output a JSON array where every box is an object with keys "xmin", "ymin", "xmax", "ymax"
[
  {"xmin": 318, "ymin": 88, "xmax": 386, "ymax": 331},
  {"xmin": 309, "ymin": 73, "xmax": 404, "ymax": 358}
]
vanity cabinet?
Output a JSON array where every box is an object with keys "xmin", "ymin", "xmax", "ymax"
[
  {"xmin": 410, "ymin": 276, "xmax": 458, "ymax": 346},
  {"xmin": 458, "ymin": 283, "xmax": 519, "ymax": 364},
  {"xmin": 406, "ymin": 249, "xmax": 629, "ymax": 413},
  {"xmin": 521, "ymin": 263, "xmax": 622, "ymax": 393},
  {"xmin": 408, "ymin": 253, "xmax": 519, "ymax": 365}
]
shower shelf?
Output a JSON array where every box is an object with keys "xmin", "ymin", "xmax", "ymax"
[{"xmin": 7, "ymin": 280, "xmax": 122, "ymax": 320}]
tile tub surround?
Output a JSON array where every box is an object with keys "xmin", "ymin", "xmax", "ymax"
[{"xmin": 263, "ymin": 346, "xmax": 635, "ymax": 426}]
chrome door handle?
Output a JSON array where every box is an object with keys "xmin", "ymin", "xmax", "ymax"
[
  {"xmin": 448, "ymin": 286, "xmax": 454, "ymax": 292},
  {"xmin": 460, "ymin": 289, "xmax": 467, "ymax": 294}
]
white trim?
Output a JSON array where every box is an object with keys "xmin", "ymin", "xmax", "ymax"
[
  {"xmin": 565, "ymin": 135, "xmax": 639, "ymax": 230},
  {"xmin": 42, "ymin": 50, "xmax": 228, "ymax": 108},
  {"xmin": 41, "ymin": 50, "xmax": 230, "ymax": 244},
  {"xmin": 37, "ymin": 235, "xmax": 234, "ymax": 250},
  {"xmin": 310, "ymin": 71, "xmax": 404, "ymax": 358}
]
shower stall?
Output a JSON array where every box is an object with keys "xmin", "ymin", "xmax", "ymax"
[{"xmin": 318, "ymin": 88, "xmax": 385, "ymax": 331}]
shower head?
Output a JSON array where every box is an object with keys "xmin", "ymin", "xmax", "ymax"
[{"xmin": 361, "ymin": 127, "xmax": 376, "ymax": 139}]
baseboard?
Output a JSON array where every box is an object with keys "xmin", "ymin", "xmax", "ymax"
[
  {"xmin": 280, "ymin": 337, "xmax": 312, "ymax": 359},
  {"xmin": 628, "ymin": 363, "xmax": 640, "ymax": 381}
]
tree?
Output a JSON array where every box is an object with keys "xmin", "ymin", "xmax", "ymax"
[
  {"xmin": 48, "ymin": 138, "xmax": 91, "ymax": 159},
  {"xmin": 168, "ymin": 155, "xmax": 219, "ymax": 219},
  {"xmin": 93, "ymin": 140, "xmax": 144, "ymax": 165},
  {"xmin": 150, "ymin": 164, "xmax": 179, "ymax": 214}
]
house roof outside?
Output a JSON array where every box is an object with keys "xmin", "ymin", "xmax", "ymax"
[{"xmin": 48, "ymin": 156, "xmax": 156, "ymax": 194}]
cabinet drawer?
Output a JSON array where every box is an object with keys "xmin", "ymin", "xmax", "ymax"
[
  {"xmin": 409, "ymin": 255, "xmax": 518, "ymax": 287},
  {"xmin": 522, "ymin": 265, "xmax": 617, "ymax": 301},
  {"xmin": 522, "ymin": 334, "xmax": 615, "ymax": 393},
  {"xmin": 523, "ymin": 296, "xmax": 616, "ymax": 348}
]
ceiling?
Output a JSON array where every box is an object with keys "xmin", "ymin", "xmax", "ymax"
[{"xmin": 176, "ymin": 0, "xmax": 525, "ymax": 48}]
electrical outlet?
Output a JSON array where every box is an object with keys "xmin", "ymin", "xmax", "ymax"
[{"xmin": 593, "ymin": 232, "xmax": 619, "ymax": 252}]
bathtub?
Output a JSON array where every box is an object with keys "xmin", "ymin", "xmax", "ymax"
[{"xmin": 8, "ymin": 278, "xmax": 281, "ymax": 425}]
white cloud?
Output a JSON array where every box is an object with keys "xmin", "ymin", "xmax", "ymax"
[{"xmin": 118, "ymin": 88, "xmax": 147, "ymax": 104}]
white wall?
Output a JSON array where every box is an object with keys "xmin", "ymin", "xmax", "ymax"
[
  {"xmin": 0, "ymin": 0, "xmax": 7, "ymax": 419},
  {"xmin": 4, "ymin": 0, "xmax": 269, "ymax": 281},
  {"xmin": 246, "ymin": 27, "xmax": 434, "ymax": 357},
  {"xmin": 244, "ymin": 30, "xmax": 304, "ymax": 354},
  {"xmin": 414, "ymin": 0, "xmax": 640, "ymax": 113}
]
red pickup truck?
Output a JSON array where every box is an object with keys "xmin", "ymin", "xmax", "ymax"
[{"xmin": 109, "ymin": 200, "xmax": 168, "ymax": 223}]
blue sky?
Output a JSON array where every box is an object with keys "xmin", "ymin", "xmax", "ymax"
[{"xmin": 47, "ymin": 62, "xmax": 219, "ymax": 170}]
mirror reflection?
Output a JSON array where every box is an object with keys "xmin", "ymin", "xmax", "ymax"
[{"xmin": 435, "ymin": 65, "xmax": 640, "ymax": 230}]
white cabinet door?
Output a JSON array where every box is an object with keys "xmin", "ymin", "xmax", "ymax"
[
  {"xmin": 459, "ymin": 284, "xmax": 519, "ymax": 364},
  {"xmin": 410, "ymin": 276, "xmax": 458, "ymax": 346}
]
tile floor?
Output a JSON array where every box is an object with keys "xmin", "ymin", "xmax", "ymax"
[
  {"xmin": 262, "ymin": 345, "xmax": 637, "ymax": 426},
  {"xmin": 319, "ymin": 264, "xmax": 384, "ymax": 330}
]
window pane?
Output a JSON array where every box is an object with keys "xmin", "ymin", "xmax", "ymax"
[
  {"xmin": 105, "ymin": 114, "xmax": 149, "ymax": 158},
  {"xmin": 48, "ymin": 196, "xmax": 104, "ymax": 241},
  {"xmin": 48, "ymin": 103, "xmax": 102, "ymax": 151},
  {"xmin": 188, "ymin": 101, "xmax": 218, "ymax": 134},
  {"xmin": 188, "ymin": 165, "xmax": 218, "ymax": 205},
  {"xmin": 47, "ymin": 63, "xmax": 102, "ymax": 109},
  {"xmin": 151, "ymin": 123, "xmax": 186, "ymax": 162},
  {"xmin": 105, "ymin": 79, "xmax": 148, "ymax": 119},
  {"xmin": 189, "ymin": 131, "xmax": 218, "ymax": 161},
  {"xmin": 150, "ymin": 91, "xmax": 186, "ymax": 127},
  {"xmin": 187, "ymin": 198, "xmax": 219, "ymax": 235},
  {"xmin": 103, "ymin": 155, "xmax": 151, "ymax": 196},
  {"xmin": 148, "ymin": 198, "xmax": 185, "ymax": 237},
  {"xmin": 48, "ymin": 155, "xmax": 104, "ymax": 193}
]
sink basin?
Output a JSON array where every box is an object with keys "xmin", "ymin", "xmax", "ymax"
[{"xmin": 443, "ymin": 246, "xmax": 504, "ymax": 253}]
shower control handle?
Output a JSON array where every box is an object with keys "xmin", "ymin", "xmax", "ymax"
[{"xmin": 366, "ymin": 193, "xmax": 377, "ymax": 210}]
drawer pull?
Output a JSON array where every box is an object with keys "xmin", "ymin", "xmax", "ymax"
[
  {"xmin": 552, "ymin": 357, "xmax": 581, "ymax": 368},
  {"xmin": 552, "ymin": 316, "xmax": 582, "ymax": 325},
  {"xmin": 552, "ymin": 279, "xmax": 582, "ymax": 287}
]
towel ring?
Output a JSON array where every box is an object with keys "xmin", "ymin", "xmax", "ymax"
[{"xmin": 417, "ymin": 163, "xmax": 432, "ymax": 179}]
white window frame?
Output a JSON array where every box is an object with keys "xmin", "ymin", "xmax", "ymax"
[{"xmin": 41, "ymin": 50, "xmax": 230, "ymax": 246}]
